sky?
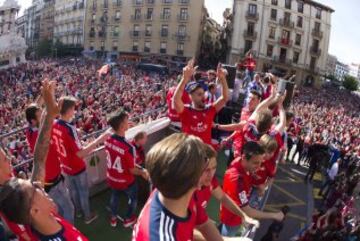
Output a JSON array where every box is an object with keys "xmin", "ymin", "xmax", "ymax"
[{"xmin": 4, "ymin": 0, "xmax": 360, "ymax": 64}]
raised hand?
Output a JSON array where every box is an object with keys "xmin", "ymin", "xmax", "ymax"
[
  {"xmin": 42, "ymin": 80, "xmax": 60, "ymax": 117},
  {"xmin": 182, "ymin": 59, "xmax": 197, "ymax": 83},
  {"xmin": 216, "ymin": 63, "xmax": 227, "ymax": 81}
]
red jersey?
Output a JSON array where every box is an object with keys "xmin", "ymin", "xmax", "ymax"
[
  {"xmin": 233, "ymin": 119, "xmax": 261, "ymax": 158},
  {"xmin": 52, "ymin": 120, "xmax": 86, "ymax": 176},
  {"xmin": 132, "ymin": 190, "xmax": 208, "ymax": 241},
  {"xmin": 180, "ymin": 104, "xmax": 217, "ymax": 145},
  {"xmin": 131, "ymin": 140, "xmax": 145, "ymax": 166},
  {"xmin": 166, "ymin": 86, "xmax": 191, "ymax": 122},
  {"xmin": 25, "ymin": 126, "xmax": 38, "ymax": 154},
  {"xmin": 105, "ymin": 134, "xmax": 136, "ymax": 190},
  {"xmin": 32, "ymin": 215, "xmax": 88, "ymax": 241},
  {"xmin": 233, "ymin": 108, "xmax": 252, "ymax": 157},
  {"xmin": 0, "ymin": 213, "xmax": 37, "ymax": 241},
  {"xmin": 195, "ymin": 177, "xmax": 219, "ymax": 209},
  {"xmin": 45, "ymin": 122, "xmax": 62, "ymax": 183},
  {"xmin": 220, "ymin": 158, "xmax": 253, "ymax": 226}
]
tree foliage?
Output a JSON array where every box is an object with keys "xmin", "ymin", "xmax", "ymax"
[{"xmin": 343, "ymin": 75, "xmax": 359, "ymax": 91}]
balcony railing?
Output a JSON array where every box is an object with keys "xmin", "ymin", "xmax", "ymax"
[
  {"xmin": 310, "ymin": 46, "xmax": 321, "ymax": 57},
  {"xmin": 311, "ymin": 29, "xmax": 323, "ymax": 39},
  {"xmin": 132, "ymin": 46, "xmax": 139, "ymax": 52},
  {"xmin": 146, "ymin": 0, "xmax": 155, "ymax": 5},
  {"xmin": 133, "ymin": 0, "xmax": 144, "ymax": 6},
  {"xmin": 89, "ymin": 32, "xmax": 96, "ymax": 38},
  {"xmin": 162, "ymin": 0, "xmax": 173, "ymax": 5},
  {"xmin": 144, "ymin": 14, "xmax": 154, "ymax": 21},
  {"xmin": 112, "ymin": 32, "xmax": 120, "ymax": 37},
  {"xmin": 178, "ymin": 0, "xmax": 190, "ymax": 5},
  {"xmin": 245, "ymin": 11, "xmax": 259, "ymax": 21},
  {"xmin": 130, "ymin": 30, "xmax": 141, "ymax": 38},
  {"xmin": 278, "ymin": 37, "xmax": 293, "ymax": 47},
  {"xmin": 243, "ymin": 30, "xmax": 257, "ymax": 40},
  {"xmin": 98, "ymin": 31, "xmax": 106, "ymax": 38},
  {"xmin": 144, "ymin": 47, "xmax": 151, "ymax": 53},
  {"xmin": 159, "ymin": 30, "xmax": 169, "ymax": 38},
  {"xmin": 160, "ymin": 48, "xmax": 167, "ymax": 54},
  {"xmin": 144, "ymin": 30, "xmax": 152, "ymax": 37},
  {"xmin": 279, "ymin": 18, "xmax": 295, "ymax": 28},
  {"xmin": 173, "ymin": 32, "xmax": 190, "ymax": 41},
  {"xmin": 113, "ymin": 1, "xmax": 122, "ymax": 7},
  {"xmin": 160, "ymin": 13, "xmax": 171, "ymax": 20},
  {"xmin": 131, "ymin": 15, "xmax": 142, "ymax": 22},
  {"xmin": 273, "ymin": 56, "xmax": 292, "ymax": 65},
  {"xmin": 177, "ymin": 14, "xmax": 189, "ymax": 22},
  {"xmin": 177, "ymin": 49, "xmax": 184, "ymax": 56}
]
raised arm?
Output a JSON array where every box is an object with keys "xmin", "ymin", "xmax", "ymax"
[
  {"xmin": 217, "ymin": 120, "xmax": 247, "ymax": 132},
  {"xmin": 76, "ymin": 129, "xmax": 112, "ymax": 158},
  {"xmin": 173, "ymin": 59, "xmax": 196, "ymax": 114},
  {"xmin": 31, "ymin": 80, "xmax": 60, "ymax": 183},
  {"xmin": 214, "ymin": 64, "xmax": 229, "ymax": 112},
  {"xmin": 274, "ymin": 93, "xmax": 287, "ymax": 133}
]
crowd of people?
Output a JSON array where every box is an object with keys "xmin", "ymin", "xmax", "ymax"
[
  {"xmin": 0, "ymin": 59, "xmax": 171, "ymax": 177},
  {"xmin": 0, "ymin": 53, "xmax": 359, "ymax": 241}
]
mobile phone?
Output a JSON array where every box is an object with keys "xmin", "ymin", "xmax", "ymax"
[{"xmin": 277, "ymin": 78, "xmax": 287, "ymax": 95}]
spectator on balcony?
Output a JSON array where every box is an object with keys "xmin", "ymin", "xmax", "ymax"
[{"xmin": 173, "ymin": 60, "xmax": 229, "ymax": 145}]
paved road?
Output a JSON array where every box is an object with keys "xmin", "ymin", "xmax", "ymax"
[{"xmin": 254, "ymin": 163, "xmax": 314, "ymax": 241}]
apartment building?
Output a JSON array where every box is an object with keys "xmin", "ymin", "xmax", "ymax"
[
  {"xmin": 53, "ymin": 0, "xmax": 85, "ymax": 45},
  {"xmin": 39, "ymin": 0, "xmax": 55, "ymax": 41},
  {"xmin": 228, "ymin": 0, "xmax": 334, "ymax": 86},
  {"xmin": 83, "ymin": 0, "xmax": 206, "ymax": 61}
]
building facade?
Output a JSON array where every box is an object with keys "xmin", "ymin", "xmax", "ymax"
[
  {"xmin": 228, "ymin": 0, "xmax": 334, "ymax": 86},
  {"xmin": 15, "ymin": 14, "xmax": 26, "ymax": 38},
  {"xmin": 348, "ymin": 63, "xmax": 359, "ymax": 81},
  {"xmin": 39, "ymin": 0, "xmax": 55, "ymax": 41},
  {"xmin": 334, "ymin": 61, "xmax": 349, "ymax": 82},
  {"xmin": 53, "ymin": 0, "xmax": 85, "ymax": 45},
  {"xmin": 83, "ymin": 0, "xmax": 205, "ymax": 61},
  {"xmin": 24, "ymin": 0, "xmax": 44, "ymax": 48},
  {"xmin": 0, "ymin": 0, "xmax": 27, "ymax": 69}
]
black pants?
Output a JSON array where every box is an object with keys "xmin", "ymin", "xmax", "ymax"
[{"xmin": 305, "ymin": 167, "xmax": 316, "ymax": 181}]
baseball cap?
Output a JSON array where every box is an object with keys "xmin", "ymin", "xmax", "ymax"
[{"xmin": 186, "ymin": 81, "xmax": 205, "ymax": 94}]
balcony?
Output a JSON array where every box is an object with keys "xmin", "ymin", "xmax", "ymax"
[
  {"xmin": 177, "ymin": 50, "xmax": 184, "ymax": 56},
  {"xmin": 146, "ymin": 0, "xmax": 155, "ymax": 5},
  {"xmin": 162, "ymin": 0, "xmax": 173, "ymax": 5},
  {"xmin": 89, "ymin": 32, "xmax": 96, "ymax": 38},
  {"xmin": 98, "ymin": 31, "xmax": 106, "ymax": 38},
  {"xmin": 159, "ymin": 30, "xmax": 169, "ymax": 38},
  {"xmin": 144, "ymin": 30, "xmax": 152, "ymax": 37},
  {"xmin": 112, "ymin": 32, "xmax": 120, "ymax": 38},
  {"xmin": 160, "ymin": 13, "xmax": 171, "ymax": 20},
  {"xmin": 113, "ymin": 1, "xmax": 122, "ymax": 7},
  {"xmin": 133, "ymin": 0, "xmax": 144, "ymax": 6},
  {"xmin": 90, "ymin": 19, "xmax": 96, "ymax": 24},
  {"xmin": 130, "ymin": 30, "xmax": 141, "ymax": 38},
  {"xmin": 144, "ymin": 47, "xmax": 151, "ymax": 53},
  {"xmin": 102, "ymin": 4, "xmax": 109, "ymax": 9},
  {"xmin": 243, "ymin": 30, "xmax": 257, "ymax": 40},
  {"xmin": 173, "ymin": 32, "xmax": 190, "ymax": 41},
  {"xmin": 131, "ymin": 15, "xmax": 142, "ymax": 22},
  {"xmin": 312, "ymin": 29, "xmax": 323, "ymax": 39},
  {"xmin": 178, "ymin": 0, "xmax": 190, "ymax": 5},
  {"xmin": 160, "ymin": 48, "xmax": 167, "ymax": 54},
  {"xmin": 278, "ymin": 37, "xmax": 293, "ymax": 47},
  {"xmin": 273, "ymin": 56, "xmax": 292, "ymax": 65},
  {"xmin": 144, "ymin": 14, "xmax": 153, "ymax": 21},
  {"xmin": 177, "ymin": 14, "xmax": 189, "ymax": 22},
  {"xmin": 279, "ymin": 18, "xmax": 295, "ymax": 29},
  {"xmin": 310, "ymin": 46, "xmax": 321, "ymax": 57},
  {"xmin": 113, "ymin": 16, "xmax": 121, "ymax": 22},
  {"xmin": 306, "ymin": 64, "xmax": 320, "ymax": 74},
  {"xmin": 132, "ymin": 46, "xmax": 139, "ymax": 52},
  {"xmin": 245, "ymin": 11, "xmax": 259, "ymax": 21}
]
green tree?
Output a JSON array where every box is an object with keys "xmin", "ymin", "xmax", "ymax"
[
  {"xmin": 343, "ymin": 75, "xmax": 359, "ymax": 91},
  {"xmin": 35, "ymin": 39, "xmax": 53, "ymax": 58}
]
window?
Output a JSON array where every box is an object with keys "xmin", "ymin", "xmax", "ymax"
[
  {"xmin": 314, "ymin": 22, "xmax": 321, "ymax": 31},
  {"xmin": 284, "ymin": 12, "xmax": 291, "ymax": 22},
  {"xmin": 113, "ymin": 26, "xmax": 119, "ymax": 36},
  {"xmin": 247, "ymin": 22, "xmax": 255, "ymax": 35},
  {"xmin": 297, "ymin": 16, "xmax": 303, "ymax": 28},
  {"xmin": 180, "ymin": 8, "xmax": 188, "ymax": 20},
  {"xmin": 160, "ymin": 42, "xmax": 167, "ymax": 53},
  {"xmin": 144, "ymin": 41, "xmax": 151, "ymax": 52},
  {"xmin": 113, "ymin": 41, "xmax": 118, "ymax": 51},
  {"xmin": 92, "ymin": 13, "xmax": 96, "ymax": 21},
  {"xmin": 92, "ymin": 1, "xmax": 97, "ymax": 10},
  {"xmin": 316, "ymin": 8, "xmax": 321, "ymax": 19},
  {"xmin": 146, "ymin": 8, "xmax": 153, "ymax": 19},
  {"xmin": 115, "ymin": 10, "xmax": 121, "ymax": 20},
  {"xmin": 310, "ymin": 57, "xmax": 316, "ymax": 69},
  {"xmin": 164, "ymin": 0, "xmax": 172, "ymax": 3},
  {"xmin": 162, "ymin": 8, "xmax": 171, "ymax": 19},
  {"xmin": 244, "ymin": 40, "xmax": 253, "ymax": 54},
  {"xmin": 271, "ymin": 0, "xmax": 277, "ymax": 5},
  {"xmin": 285, "ymin": 0, "xmax": 291, "ymax": 9},
  {"xmin": 90, "ymin": 41, "xmax": 94, "ymax": 50},
  {"xmin": 135, "ymin": 0, "xmax": 143, "ymax": 4},
  {"xmin": 148, "ymin": 0, "xmax": 155, "ymax": 3},
  {"xmin": 178, "ymin": 25, "xmax": 186, "ymax": 36},
  {"xmin": 281, "ymin": 30, "xmax": 290, "ymax": 44},
  {"xmin": 133, "ymin": 41, "xmax": 139, "ymax": 51},
  {"xmin": 269, "ymin": 26, "xmax": 276, "ymax": 39},
  {"xmin": 267, "ymin": 45, "xmax": 273, "ymax": 57},
  {"xmin": 298, "ymin": 1, "xmax": 304, "ymax": 13},
  {"xmin": 113, "ymin": 0, "xmax": 121, "ymax": 7},
  {"xmin": 161, "ymin": 24, "xmax": 168, "ymax": 36},
  {"xmin": 293, "ymin": 51, "xmax": 299, "ymax": 64},
  {"xmin": 177, "ymin": 42, "xmax": 184, "ymax": 55},
  {"xmin": 133, "ymin": 24, "xmax": 140, "ymax": 36},
  {"xmin": 312, "ymin": 39, "xmax": 319, "ymax": 49},
  {"xmin": 295, "ymin": 33, "xmax": 301, "ymax": 45},
  {"xmin": 270, "ymin": 9, "xmax": 277, "ymax": 20},
  {"xmin": 101, "ymin": 41, "xmax": 105, "ymax": 51},
  {"xmin": 134, "ymin": 8, "xmax": 141, "ymax": 19},
  {"xmin": 145, "ymin": 24, "xmax": 152, "ymax": 36},
  {"xmin": 248, "ymin": 4, "xmax": 257, "ymax": 15}
]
